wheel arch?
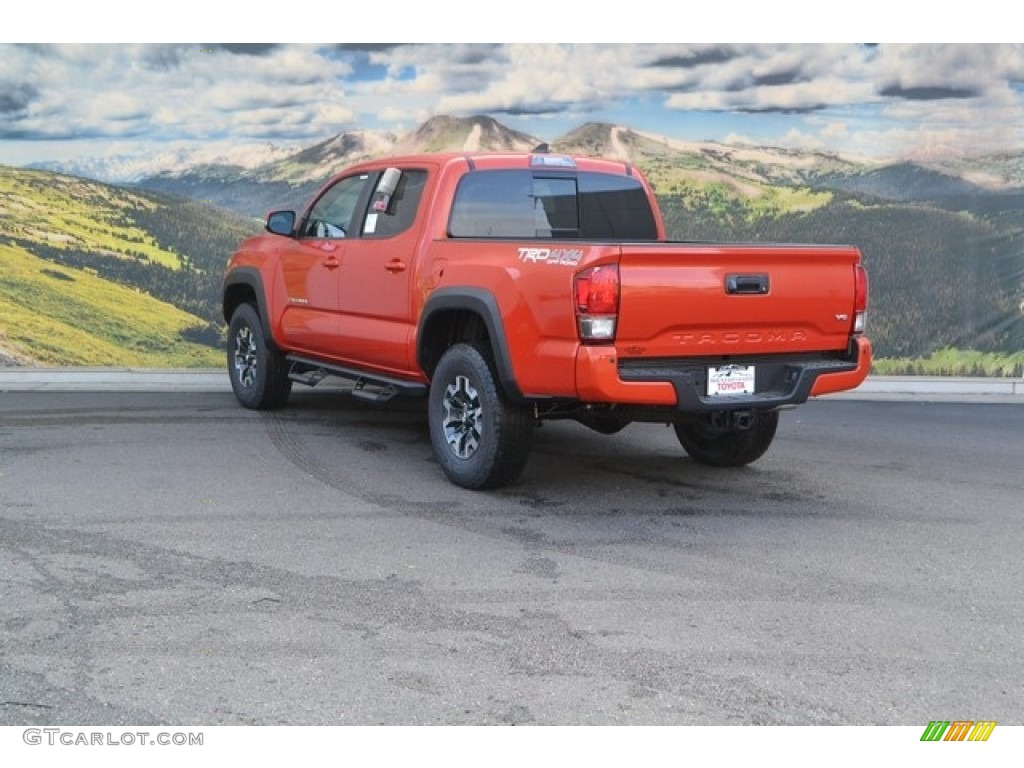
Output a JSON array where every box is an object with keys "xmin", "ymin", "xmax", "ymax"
[
  {"xmin": 417, "ymin": 287, "xmax": 524, "ymax": 402},
  {"xmin": 222, "ymin": 268, "xmax": 275, "ymax": 344}
]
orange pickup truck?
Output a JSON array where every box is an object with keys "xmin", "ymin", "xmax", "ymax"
[{"xmin": 223, "ymin": 151, "xmax": 870, "ymax": 489}]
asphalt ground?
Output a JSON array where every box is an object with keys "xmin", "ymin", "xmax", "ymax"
[{"xmin": 1, "ymin": 374, "xmax": 1022, "ymax": 726}]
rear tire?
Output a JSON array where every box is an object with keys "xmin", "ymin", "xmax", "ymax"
[
  {"xmin": 227, "ymin": 303, "xmax": 292, "ymax": 410},
  {"xmin": 428, "ymin": 343, "xmax": 533, "ymax": 489},
  {"xmin": 674, "ymin": 411, "xmax": 779, "ymax": 467}
]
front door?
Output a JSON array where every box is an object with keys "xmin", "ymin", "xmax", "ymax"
[{"xmin": 278, "ymin": 171, "xmax": 373, "ymax": 355}]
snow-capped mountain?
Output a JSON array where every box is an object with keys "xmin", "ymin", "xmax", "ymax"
[{"xmin": 28, "ymin": 142, "xmax": 300, "ymax": 183}]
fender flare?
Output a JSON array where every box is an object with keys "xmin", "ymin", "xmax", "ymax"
[
  {"xmin": 417, "ymin": 287, "xmax": 524, "ymax": 401},
  {"xmin": 222, "ymin": 268, "xmax": 275, "ymax": 344}
]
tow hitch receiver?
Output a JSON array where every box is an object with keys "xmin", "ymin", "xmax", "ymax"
[{"xmin": 710, "ymin": 410, "xmax": 755, "ymax": 430}]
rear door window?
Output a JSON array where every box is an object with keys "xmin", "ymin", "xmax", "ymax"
[{"xmin": 362, "ymin": 169, "xmax": 428, "ymax": 239}]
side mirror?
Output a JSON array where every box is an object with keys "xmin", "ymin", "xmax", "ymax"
[{"xmin": 265, "ymin": 210, "xmax": 296, "ymax": 236}]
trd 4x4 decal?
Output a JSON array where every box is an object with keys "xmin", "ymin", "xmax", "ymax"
[{"xmin": 517, "ymin": 247, "xmax": 585, "ymax": 266}]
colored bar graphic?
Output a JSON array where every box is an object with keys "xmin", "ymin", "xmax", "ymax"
[
  {"xmin": 921, "ymin": 721, "xmax": 950, "ymax": 741},
  {"xmin": 968, "ymin": 721, "xmax": 997, "ymax": 742},
  {"xmin": 944, "ymin": 721, "xmax": 973, "ymax": 741},
  {"xmin": 920, "ymin": 720, "xmax": 996, "ymax": 742}
]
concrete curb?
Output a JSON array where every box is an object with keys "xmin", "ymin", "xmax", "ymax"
[
  {"xmin": 1, "ymin": 367, "xmax": 1022, "ymax": 402},
  {"xmin": 0, "ymin": 367, "xmax": 231, "ymax": 392},
  {"xmin": 833, "ymin": 375, "xmax": 1024, "ymax": 401}
]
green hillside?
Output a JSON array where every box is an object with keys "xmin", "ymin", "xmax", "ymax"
[
  {"xmin": 0, "ymin": 166, "xmax": 259, "ymax": 366},
  {"xmin": 0, "ymin": 242, "xmax": 219, "ymax": 366}
]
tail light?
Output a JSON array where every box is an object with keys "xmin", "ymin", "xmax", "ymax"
[
  {"xmin": 574, "ymin": 264, "xmax": 619, "ymax": 342},
  {"xmin": 853, "ymin": 263, "xmax": 868, "ymax": 334}
]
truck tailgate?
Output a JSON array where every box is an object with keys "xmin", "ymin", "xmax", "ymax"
[{"xmin": 615, "ymin": 243, "xmax": 862, "ymax": 358}]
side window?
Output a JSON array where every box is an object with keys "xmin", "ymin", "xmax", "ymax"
[
  {"xmin": 532, "ymin": 177, "xmax": 579, "ymax": 238},
  {"xmin": 449, "ymin": 169, "xmax": 659, "ymax": 240},
  {"xmin": 578, "ymin": 173, "xmax": 658, "ymax": 240},
  {"xmin": 301, "ymin": 173, "xmax": 372, "ymax": 239},
  {"xmin": 449, "ymin": 170, "xmax": 582, "ymax": 238},
  {"xmin": 449, "ymin": 170, "xmax": 536, "ymax": 238},
  {"xmin": 362, "ymin": 169, "xmax": 428, "ymax": 239}
]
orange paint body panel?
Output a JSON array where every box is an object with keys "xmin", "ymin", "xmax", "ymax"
[
  {"xmin": 224, "ymin": 150, "xmax": 870, "ymax": 411},
  {"xmin": 575, "ymin": 346, "xmax": 678, "ymax": 405},
  {"xmin": 811, "ymin": 337, "xmax": 872, "ymax": 395}
]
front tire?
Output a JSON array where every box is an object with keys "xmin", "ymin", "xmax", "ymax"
[
  {"xmin": 227, "ymin": 303, "xmax": 292, "ymax": 410},
  {"xmin": 428, "ymin": 343, "xmax": 533, "ymax": 489},
  {"xmin": 674, "ymin": 411, "xmax": 779, "ymax": 467}
]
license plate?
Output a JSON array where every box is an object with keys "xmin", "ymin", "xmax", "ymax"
[{"xmin": 707, "ymin": 365, "xmax": 756, "ymax": 396}]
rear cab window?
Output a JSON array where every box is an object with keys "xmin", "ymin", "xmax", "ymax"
[{"xmin": 448, "ymin": 169, "xmax": 658, "ymax": 240}]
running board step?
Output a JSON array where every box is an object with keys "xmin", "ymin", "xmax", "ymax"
[
  {"xmin": 287, "ymin": 368, "xmax": 328, "ymax": 387},
  {"xmin": 285, "ymin": 355, "xmax": 427, "ymax": 400},
  {"xmin": 349, "ymin": 380, "xmax": 399, "ymax": 403}
]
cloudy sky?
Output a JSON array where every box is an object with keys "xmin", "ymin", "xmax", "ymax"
[{"xmin": 2, "ymin": 39, "xmax": 1022, "ymax": 169}]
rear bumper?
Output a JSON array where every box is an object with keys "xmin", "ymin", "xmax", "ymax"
[{"xmin": 575, "ymin": 336, "xmax": 872, "ymax": 411}]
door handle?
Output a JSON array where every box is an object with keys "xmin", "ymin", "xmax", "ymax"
[
  {"xmin": 385, "ymin": 259, "xmax": 407, "ymax": 273},
  {"xmin": 322, "ymin": 256, "xmax": 340, "ymax": 269},
  {"xmin": 726, "ymin": 274, "xmax": 769, "ymax": 294}
]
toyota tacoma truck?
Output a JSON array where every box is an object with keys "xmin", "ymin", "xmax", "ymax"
[{"xmin": 223, "ymin": 150, "xmax": 871, "ymax": 489}]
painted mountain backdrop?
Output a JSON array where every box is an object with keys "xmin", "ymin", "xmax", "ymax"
[{"xmin": 4, "ymin": 114, "xmax": 1024, "ymax": 372}]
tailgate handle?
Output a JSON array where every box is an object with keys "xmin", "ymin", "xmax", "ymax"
[{"xmin": 726, "ymin": 274, "xmax": 770, "ymax": 295}]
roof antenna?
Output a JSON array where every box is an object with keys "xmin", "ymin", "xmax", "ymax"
[{"xmin": 532, "ymin": 142, "xmax": 549, "ymax": 153}]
